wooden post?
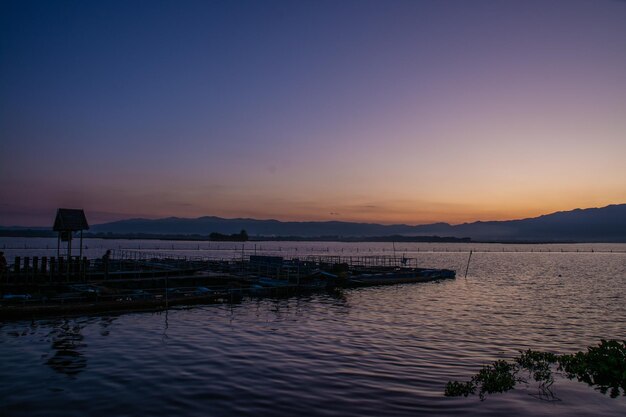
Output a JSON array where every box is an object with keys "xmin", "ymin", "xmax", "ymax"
[
  {"xmin": 79, "ymin": 230, "xmax": 83, "ymax": 262},
  {"xmin": 73, "ymin": 256, "xmax": 80, "ymax": 277},
  {"xmin": 41, "ymin": 257, "xmax": 48, "ymax": 274},
  {"xmin": 67, "ymin": 234, "xmax": 72, "ymax": 280},
  {"xmin": 59, "ymin": 257, "xmax": 65, "ymax": 280},
  {"xmin": 33, "ymin": 256, "xmax": 39, "ymax": 278},
  {"xmin": 464, "ymin": 250, "xmax": 473, "ymax": 279},
  {"xmin": 24, "ymin": 257, "xmax": 31, "ymax": 282},
  {"xmin": 50, "ymin": 257, "xmax": 56, "ymax": 281},
  {"xmin": 82, "ymin": 257, "xmax": 88, "ymax": 281},
  {"xmin": 165, "ymin": 272, "xmax": 169, "ymax": 310},
  {"xmin": 14, "ymin": 256, "xmax": 21, "ymax": 274}
]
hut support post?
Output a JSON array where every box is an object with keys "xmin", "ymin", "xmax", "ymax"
[
  {"xmin": 79, "ymin": 230, "xmax": 84, "ymax": 280},
  {"xmin": 67, "ymin": 235, "xmax": 72, "ymax": 280},
  {"xmin": 79, "ymin": 230, "xmax": 83, "ymax": 262}
]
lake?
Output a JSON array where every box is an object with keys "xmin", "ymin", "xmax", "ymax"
[{"xmin": 1, "ymin": 238, "xmax": 625, "ymax": 416}]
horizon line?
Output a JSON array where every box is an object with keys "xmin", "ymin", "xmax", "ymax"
[{"xmin": 2, "ymin": 202, "xmax": 623, "ymax": 229}]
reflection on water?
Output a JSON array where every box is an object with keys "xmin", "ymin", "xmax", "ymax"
[
  {"xmin": 45, "ymin": 321, "xmax": 87, "ymax": 376},
  {"xmin": 99, "ymin": 316, "xmax": 116, "ymax": 337}
]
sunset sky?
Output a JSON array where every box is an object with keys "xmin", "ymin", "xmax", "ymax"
[{"xmin": 1, "ymin": 0, "xmax": 625, "ymax": 227}]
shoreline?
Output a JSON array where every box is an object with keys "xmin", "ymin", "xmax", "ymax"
[{"xmin": 3, "ymin": 231, "xmax": 624, "ymax": 244}]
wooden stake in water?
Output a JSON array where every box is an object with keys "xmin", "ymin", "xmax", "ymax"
[
  {"xmin": 165, "ymin": 273, "xmax": 169, "ymax": 310},
  {"xmin": 464, "ymin": 250, "xmax": 473, "ymax": 279}
]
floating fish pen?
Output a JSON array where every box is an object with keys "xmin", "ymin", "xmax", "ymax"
[
  {"xmin": 3, "ymin": 250, "xmax": 218, "ymax": 283},
  {"xmin": 0, "ymin": 252, "xmax": 455, "ymax": 320}
]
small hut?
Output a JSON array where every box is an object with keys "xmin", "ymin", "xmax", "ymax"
[{"xmin": 53, "ymin": 208, "xmax": 90, "ymax": 262}]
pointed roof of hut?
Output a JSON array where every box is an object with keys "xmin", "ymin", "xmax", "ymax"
[{"xmin": 53, "ymin": 208, "xmax": 90, "ymax": 231}]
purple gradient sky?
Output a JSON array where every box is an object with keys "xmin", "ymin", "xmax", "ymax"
[{"xmin": 1, "ymin": 0, "xmax": 625, "ymax": 227}]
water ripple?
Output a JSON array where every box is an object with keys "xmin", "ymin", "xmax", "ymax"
[{"xmin": 1, "ymin": 249, "xmax": 625, "ymax": 416}]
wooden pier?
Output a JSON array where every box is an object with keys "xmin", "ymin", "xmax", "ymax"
[{"xmin": 0, "ymin": 252, "xmax": 455, "ymax": 321}]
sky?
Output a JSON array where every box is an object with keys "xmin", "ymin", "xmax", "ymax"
[{"xmin": 1, "ymin": 0, "xmax": 625, "ymax": 227}]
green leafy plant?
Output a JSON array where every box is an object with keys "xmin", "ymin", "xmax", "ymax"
[
  {"xmin": 445, "ymin": 340, "xmax": 626, "ymax": 401},
  {"xmin": 559, "ymin": 339, "xmax": 626, "ymax": 398}
]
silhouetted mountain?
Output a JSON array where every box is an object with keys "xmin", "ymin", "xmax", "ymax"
[
  {"xmin": 442, "ymin": 205, "xmax": 626, "ymax": 242},
  {"xmin": 90, "ymin": 216, "xmax": 436, "ymax": 237},
  {"xmin": 85, "ymin": 204, "xmax": 626, "ymax": 242}
]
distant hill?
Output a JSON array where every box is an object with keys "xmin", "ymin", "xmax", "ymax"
[{"xmin": 83, "ymin": 204, "xmax": 626, "ymax": 242}]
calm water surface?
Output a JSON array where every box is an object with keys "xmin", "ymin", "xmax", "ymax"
[{"xmin": 1, "ymin": 240, "xmax": 625, "ymax": 416}]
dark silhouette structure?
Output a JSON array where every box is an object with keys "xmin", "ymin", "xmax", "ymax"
[
  {"xmin": 53, "ymin": 208, "xmax": 90, "ymax": 275},
  {"xmin": 102, "ymin": 249, "xmax": 111, "ymax": 279},
  {"xmin": 0, "ymin": 251, "xmax": 7, "ymax": 279}
]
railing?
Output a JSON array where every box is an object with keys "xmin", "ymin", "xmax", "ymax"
[{"xmin": 302, "ymin": 255, "xmax": 418, "ymax": 269}]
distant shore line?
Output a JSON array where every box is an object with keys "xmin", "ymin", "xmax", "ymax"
[
  {"xmin": 1, "ymin": 229, "xmax": 618, "ymax": 244},
  {"xmin": 0, "ymin": 229, "xmax": 469, "ymax": 243}
]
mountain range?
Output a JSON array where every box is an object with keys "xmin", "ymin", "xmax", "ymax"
[{"xmin": 84, "ymin": 204, "xmax": 626, "ymax": 242}]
